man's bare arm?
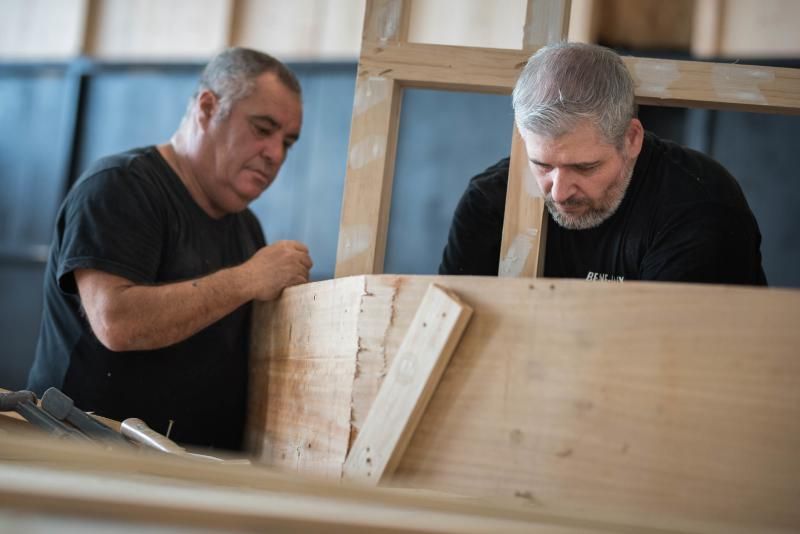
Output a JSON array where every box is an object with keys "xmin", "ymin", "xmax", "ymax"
[{"xmin": 75, "ymin": 240, "xmax": 312, "ymax": 351}]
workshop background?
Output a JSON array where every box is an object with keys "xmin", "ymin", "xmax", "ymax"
[{"xmin": 2, "ymin": 0, "xmax": 799, "ymax": 389}]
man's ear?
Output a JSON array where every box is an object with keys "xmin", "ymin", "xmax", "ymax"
[
  {"xmin": 196, "ymin": 90, "xmax": 218, "ymax": 129},
  {"xmin": 625, "ymin": 118, "xmax": 644, "ymax": 159}
]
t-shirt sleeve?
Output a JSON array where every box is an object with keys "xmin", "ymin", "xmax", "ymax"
[
  {"xmin": 56, "ymin": 168, "xmax": 165, "ymax": 294},
  {"xmin": 438, "ymin": 162, "xmax": 507, "ymax": 276},
  {"xmin": 639, "ymin": 202, "xmax": 767, "ymax": 285}
]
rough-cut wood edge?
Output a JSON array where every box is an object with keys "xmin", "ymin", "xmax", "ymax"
[
  {"xmin": 334, "ymin": 0, "xmax": 411, "ymax": 278},
  {"xmin": 343, "ymin": 284, "xmax": 473, "ymax": 484}
]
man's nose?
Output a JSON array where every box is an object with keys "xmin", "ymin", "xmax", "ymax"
[
  {"xmin": 549, "ymin": 168, "xmax": 576, "ymax": 203},
  {"xmin": 260, "ymin": 136, "xmax": 285, "ymax": 164}
]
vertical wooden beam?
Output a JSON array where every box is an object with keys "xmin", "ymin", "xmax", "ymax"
[
  {"xmin": 499, "ymin": 0, "xmax": 571, "ymax": 278},
  {"xmin": 567, "ymin": 0, "xmax": 600, "ymax": 43},
  {"xmin": 523, "ymin": 0, "xmax": 571, "ymax": 49},
  {"xmin": 334, "ymin": 0, "xmax": 411, "ymax": 278},
  {"xmin": 499, "ymin": 128, "xmax": 548, "ymax": 277},
  {"xmin": 691, "ymin": 0, "xmax": 725, "ymax": 58},
  {"xmin": 342, "ymin": 284, "xmax": 473, "ymax": 484}
]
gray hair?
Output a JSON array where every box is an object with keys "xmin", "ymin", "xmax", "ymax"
[
  {"xmin": 512, "ymin": 42, "xmax": 636, "ymax": 148},
  {"xmin": 190, "ymin": 47, "xmax": 301, "ymax": 122}
]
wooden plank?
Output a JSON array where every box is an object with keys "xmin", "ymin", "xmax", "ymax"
[
  {"xmin": 334, "ymin": 1, "xmax": 411, "ymax": 277},
  {"xmin": 343, "ymin": 284, "xmax": 473, "ymax": 484},
  {"xmin": 623, "ymin": 56, "xmax": 800, "ymax": 114},
  {"xmin": 246, "ymin": 276, "xmax": 364, "ymax": 477},
  {"xmin": 499, "ymin": 127, "xmax": 548, "ymax": 277},
  {"xmin": 356, "ymin": 42, "xmax": 800, "ymax": 114},
  {"xmin": 358, "ymin": 41, "xmax": 529, "ymax": 94},
  {"xmin": 691, "ymin": 0, "xmax": 724, "ymax": 58},
  {"xmin": 524, "ymin": 0, "xmax": 572, "ymax": 49},
  {"xmin": 0, "ymin": 433, "xmax": 760, "ymax": 533},
  {"xmin": 567, "ymin": 0, "xmax": 600, "ymax": 43},
  {"xmin": 500, "ymin": 0, "xmax": 570, "ymax": 278},
  {"xmin": 251, "ymin": 275, "xmax": 800, "ymax": 530}
]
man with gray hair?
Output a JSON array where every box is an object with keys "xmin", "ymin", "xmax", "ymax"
[
  {"xmin": 440, "ymin": 42, "xmax": 766, "ymax": 285},
  {"xmin": 28, "ymin": 48, "xmax": 312, "ymax": 450}
]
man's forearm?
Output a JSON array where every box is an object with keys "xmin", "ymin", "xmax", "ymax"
[{"xmin": 78, "ymin": 265, "xmax": 253, "ymax": 352}]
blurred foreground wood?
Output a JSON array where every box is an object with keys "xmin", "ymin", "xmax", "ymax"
[{"xmin": 0, "ymin": 431, "xmax": 748, "ymax": 534}]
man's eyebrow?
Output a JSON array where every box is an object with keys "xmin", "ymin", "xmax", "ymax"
[
  {"xmin": 251, "ymin": 115, "xmax": 281, "ymax": 128},
  {"xmin": 251, "ymin": 114, "xmax": 300, "ymax": 141},
  {"xmin": 570, "ymin": 160, "xmax": 601, "ymax": 168},
  {"xmin": 529, "ymin": 158, "xmax": 601, "ymax": 167}
]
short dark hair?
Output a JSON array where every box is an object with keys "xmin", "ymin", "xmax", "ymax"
[{"xmin": 195, "ymin": 47, "xmax": 301, "ymax": 120}]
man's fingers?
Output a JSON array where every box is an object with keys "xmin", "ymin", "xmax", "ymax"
[{"xmin": 275, "ymin": 240, "xmax": 309, "ymax": 254}]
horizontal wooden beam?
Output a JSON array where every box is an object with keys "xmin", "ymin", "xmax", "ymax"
[
  {"xmin": 359, "ymin": 41, "xmax": 527, "ymax": 94},
  {"xmin": 359, "ymin": 41, "xmax": 800, "ymax": 113}
]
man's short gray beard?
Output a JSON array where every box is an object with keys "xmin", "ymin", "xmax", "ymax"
[{"xmin": 545, "ymin": 162, "xmax": 634, "ymax": 230}]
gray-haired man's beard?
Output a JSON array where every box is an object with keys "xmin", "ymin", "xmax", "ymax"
[{"xmin": 545, "ymin": 163, "xmax": 634, "ymax": 230}]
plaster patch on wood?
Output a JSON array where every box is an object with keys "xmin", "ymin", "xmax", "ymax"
[
  {"xmin": 524, "ymin": 172, "xmax": 543, "ymax": 198},
  {"xmin": 353, "ymin": 77, "xmax": 390, "ymax": 117},
  {"xmin": 633, "ymin": 60, "xmax": 681, "ymax": 97},
  {"xmin": 374, "ymin": 0, "xmax": 402, "ymax": 42},
  {"xmin": 339, "ymin": 225, "xmax": 373, "ymax": 263},
  {"xmin": 348, "ymin": 277, "xmax": 399, "ymax": 450},
  {"xmin": 711, "ymin": 65, "xmax": 772, "ymax": 104},
  {"xmin": 348, "ymin": 135, "xmax": 386, "ymax": 170},
  {"xmin": 499, "ymin": 230, "xmax": 538, "ymax": 277}
]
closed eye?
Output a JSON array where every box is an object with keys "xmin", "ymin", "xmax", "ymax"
[
  {"xmin": 572, "ymin": 163, "xmax": 600, "ymax": 172},
  {"xmin": 253, "ymin": 124, "xmax": 274, "ymax": 137}
]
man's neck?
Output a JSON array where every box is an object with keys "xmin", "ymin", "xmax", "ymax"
[{"xmin": 157, "ymin": 139, "xmax": 223, "ymax": 219}]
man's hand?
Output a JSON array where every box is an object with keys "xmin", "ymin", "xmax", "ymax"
[{"xmin": 240, "ymin": 240, "xmax": 313, "ymax": 301}]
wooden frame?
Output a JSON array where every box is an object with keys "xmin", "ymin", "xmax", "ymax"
[{"xmin": 334, "ymin": 0, "xmax": 800, "ymax": 278}]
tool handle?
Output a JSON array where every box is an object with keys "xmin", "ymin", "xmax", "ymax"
[
  {"xmin": 41, "ymin": 388, "xmax": 130, "ymax": 446},
  {"xmin": 0, "ymin": 390, "xmax": 37, "ymax": 412},
  {"xmin": 15, "ymin": 401, "xmax": 88, "ymax": 441},
  {"xmin": 120, "ymin": 418, "xmax": 185, "ymax": 454}
]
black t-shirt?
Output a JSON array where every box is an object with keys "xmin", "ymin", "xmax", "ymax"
[
  {"xmin": 440, "ymin": 132, "xmax": 767, "ymax": 285},
  {"xmin": 28, "ymin": 146, "xmax": 266, "ymax": 451}
]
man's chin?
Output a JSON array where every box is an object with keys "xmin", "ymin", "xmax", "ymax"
[{"xmin": 549, "ymin": 205, "xmax": 608, "ymax": 230}]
